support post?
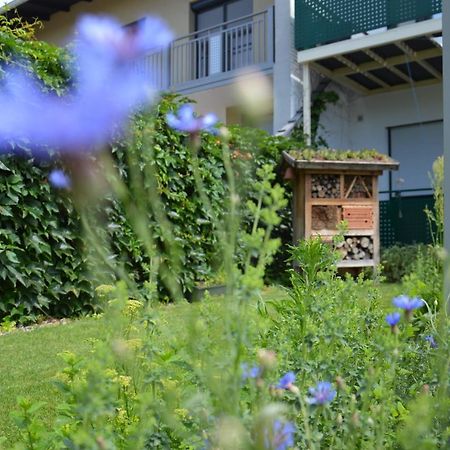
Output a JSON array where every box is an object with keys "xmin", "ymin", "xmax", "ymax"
[{"xmin": 303, "ymin": 62, "xmax": 312, "ymax": 146}]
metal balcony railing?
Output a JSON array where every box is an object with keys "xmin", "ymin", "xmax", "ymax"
[
  {"xmin": 138, "ymin": 8, "xmax": 274, "ymax": 93},
  {"xmin": 295, "ymin": 0, "xmax": 442, "ymax": 51}
]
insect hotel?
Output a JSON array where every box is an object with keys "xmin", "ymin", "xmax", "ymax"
[{"xmin": 283, "ymin": 151, "xmax": 399, "ymax": 270}]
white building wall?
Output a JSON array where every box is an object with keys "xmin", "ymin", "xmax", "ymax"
[
  {"xmin": 320, "ymin": 82, "xmax": 443, "ymax": 195},
  {"xmin": 273, "ymin": 0, "xmax": 302, "ymax": 132},
  {"xmin": 35, "ymin": 0, "xmax": 276, "ymax": 130}
]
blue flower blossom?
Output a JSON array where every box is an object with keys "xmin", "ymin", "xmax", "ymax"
[
  {"xmin": 241, "ymin": 363, "xmax": 261, "ymax": 380},
  {"xmin": 49, "ymin": 170, "xmax": 71, "ymax": 189},
  {"xmin": 392, "ymin": 295, "xmax": 424, "ymax": 312},
  {"xmin": 306, "ymin": 381, "xmax": 336, "ymax": 405},
  {"xmin": 385, "ymin": 312, "xmax": 401, "ymax": 327},
  {"xmin": 166, "ymin": 104, "xmax": 218, "ymax": 134},
  {"xmin": 277, "ymin": 372, "xmax": 296, "ymax": 389},
  {"xmin": 265, "ymin": 420, "xmax": 295, "ymax": 450},
  {"xmin": 0, "ymin": 15, "xmax": 172, "ymax": 154},
  {"xmin": 425, "ymin": 335, "xmax": 437, "ymax": 348}
]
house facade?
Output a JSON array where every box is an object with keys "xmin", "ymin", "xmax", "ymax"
[
  {"xmin": 294, "ymin": 0, "xmax": 443, "ymax": 245},
  {"xmin": 6, "ymin": 0, "xmax": 302, "ymax": 135},
  {"xmin": 5, "ymin": 0, "xmax": 444, "ymax": 246}
]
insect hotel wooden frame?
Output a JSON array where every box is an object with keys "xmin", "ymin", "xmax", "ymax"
[{"xmin": 283, "ymin": 152, "xmax": 399, "ymax": 270}]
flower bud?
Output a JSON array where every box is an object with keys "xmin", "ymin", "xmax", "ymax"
[
  {"xmin": 336, "ymin": 414, "xmax": 343, "ymax": 426},
  {"xmin": 335, "ymin": 376, "xmax": 347, "ymax": 391},
  {"xmin": 288, "ymin": 385, "xmax": 300, "ymax": 395},
  {"xmin": 257, "ymin": 349, "xmax": 277, "ymax": 370},
  {"xmin": 351, "ymin": 412, "xmax": 360, "ymax": 428}
]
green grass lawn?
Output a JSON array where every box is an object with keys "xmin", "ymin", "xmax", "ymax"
[
  {"xmin": 0, "ymin": 318, "xmax": 107, "ymax": 444},
  {"xmin": 0, "ymin": 283, "xmax": 401, "ymax": 445}
]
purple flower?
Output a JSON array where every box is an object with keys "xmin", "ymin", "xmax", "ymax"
[
  {"xmin": 49, "ymin": 170, "xmax": 71, "ymax": 189},
  {"xmin": 76, "ymin": 15, "xmax": 172, "ymax": 61},
  {"xmin": 241, "ymin": 363, "xmax": 261, "ymax": 380},
  {"xmin": 0, "ymin": 15, "xmax": 172, "ymax": 154},
  {"xmin": 306, "ymin": 381, "xmax": 336, "ymax": 405},
  {"xmin": 276, "ymin": 372, "xmax": 296, "ymax": 389},
  {"xmin": 385, "ymin": 312, "xmax": 401, "ymax": 327},
  {"xmin": 166, "ymin": 104, "xmax": 218, "ymax": 134},
  {"xmin": 265, "ymin": 420, "xmax": 295, "ymax": 450},
  {"xmin": 392, "ymin": 295, "xmax": 424, "ymax": 312},
  {"xmin": 425, "ymin": 335, "xmax": 438, "ymax": 348}
]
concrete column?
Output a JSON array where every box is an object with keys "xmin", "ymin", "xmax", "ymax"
[
  {"xmin": 273, "ymin": 0, "xmax": 301, "ymax": 132},
  {"xmin": 443, "ymin": 0, "xmax": 450, "ymax": 307}
]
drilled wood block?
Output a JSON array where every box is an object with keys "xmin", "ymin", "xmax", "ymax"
[{"xmin": 342, "ymin": 205, "xmax": 373, "ymax": 229}]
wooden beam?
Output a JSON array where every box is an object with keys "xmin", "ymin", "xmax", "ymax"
[
  {"xmin": 311, "ymin": 62, "xmax": 369, "ymax": 95},
  {"xmin": 362, "ymin": 49, "xmax": 412, "ymax": 83},
  {"xmin": 330, "ymin": 47, "xmax": 441, "ymax": 77},
  {"xmin": 395, "ymin": 41, "xmax": 442, "ymax": 80},
  {"xmin": 336, "ymin": 55, "xmax": 389, "ymax": 88},
  {"xmin": 365, "ymin": 77, "xmax": 442, "ymax": 96}
]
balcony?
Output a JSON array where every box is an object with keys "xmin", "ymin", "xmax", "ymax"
[
  {"xmin": 295, "ymin": 0, "xmax": 442, "ymax": 51},
  {"xmin": 295, "ymin": 0, "xmax": 443, "ymax": 95},
  {"xmin": 140, "ymin": 8, "xmax": 274, "ymax": 94}
]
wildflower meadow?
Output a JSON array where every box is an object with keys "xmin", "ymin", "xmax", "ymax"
[{"xmin": 0, "ymin": 10, "xmax": 448, "ymax": 450}]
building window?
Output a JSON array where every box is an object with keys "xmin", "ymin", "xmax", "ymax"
[
  {"xmin": 191, "ymin": 0, "xmax": 253, "ymax": 78},
  {"xmin": 192, "ymin": 0, "xmax": 252, "ymax": 31}
]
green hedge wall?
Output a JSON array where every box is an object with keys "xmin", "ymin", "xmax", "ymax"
[{"xmin": 0, "ymin": 17, "xmax": 297, "ymax": 320}]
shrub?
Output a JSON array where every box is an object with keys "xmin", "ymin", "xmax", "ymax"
[{"xmin": 381, "ymin": 244, "xmax": 426, "ymax": 283}]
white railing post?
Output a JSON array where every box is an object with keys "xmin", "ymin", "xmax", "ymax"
[
  {"xmin": 162, "ymin": 47, "xmax": 170, "ymax": 90},
  {"xmin": 266, "ymin": 6, "xmax": 275, "ymax": 64}
]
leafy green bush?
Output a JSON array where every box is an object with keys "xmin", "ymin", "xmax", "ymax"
[
  {"xmin": 402, "ymin": 156, "xmax": 444, "ymax": 303},
  {"xmin": 0, "ymin": 95, "xmax": 295, "ymax": 319},
  {"xmin": 381, "ymin": 244, "xmax": 426, "ymax": 283},
  {"xmin": 228, "ymin": 126, "xmax": 298, "ymax": 284}
]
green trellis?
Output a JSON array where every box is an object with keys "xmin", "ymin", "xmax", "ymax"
[{"xmin": 295, "ymin": 0, "xmax": 442, "ymax": 50}]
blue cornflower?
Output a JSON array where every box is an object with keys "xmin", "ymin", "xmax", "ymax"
[
  {"xmin": 385, "ymin": 312, "xmax": 401, "ymax": 327},
  {"xmin": 277, "ymin": 372, "xmax": 296, "ymax": 389},
  {"xmin": 166, "ymin": 104, "xmax": 218, "ymax": 134},
  {"xmin": 241, "ymin": 363, "xmax": 261, "ymax": 380},
  {"xmin": 306, "ymin": 381, "xmax": 336, "ymax": 405},
  {"xmin": 425, "ymin": 335, "xmax": 438, "ymax": 348},
  {"xmin": 392, "ymin": 295, "xmax": 424, "ymax": 311},
  {"xmin": 265, "ymin": 420, "xmax": 295, "ymax": 450},
  {"xmin": 0, "ymin": 15, "xmax": 172, "ymax": 154},
  {"xmin": 49, "ymin": 170, "xmax": 71, "ymax": 189}
]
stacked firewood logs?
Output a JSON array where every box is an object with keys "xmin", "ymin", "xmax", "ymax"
[
  {"xmin": 311, "ymin": 175, "xmax": 340, "ymax": 198},
  {"xmin": 335, "ymin": 236, "xmax": 374, "ymax": 260}
]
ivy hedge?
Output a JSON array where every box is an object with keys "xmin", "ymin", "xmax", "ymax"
[{"xmin": 0, "ymin": 17, "xmax": 296, "ymax": 321}]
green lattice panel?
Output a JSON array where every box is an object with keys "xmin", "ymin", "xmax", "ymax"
[
  {"xmin": 295, "ymin": 0, "xmax": 442, "ymax": 50},
  {"xmin": 380, "ymin": 196, "xmax": 434, "ymax": 247}
]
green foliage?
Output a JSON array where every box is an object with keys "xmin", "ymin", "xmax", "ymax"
[
  {"xmin": 0, "ymin": 15, "xmax": 70, "ymax": 93},
  {"xmin": 228, "ymin": 126, "xmax": 297, "ymax": 284},
  {"xmin": 288, "ymin": 147, "xmax": 391, "ymax": 162},
  {"xmin": 288, "ymin": 236, "xmax": 338, "ymax": 290},
  {"xmin": 402, "ymin": 246, "xmax": 443, "ymax": 304},
  {"xmin": 381, "ymin": 244, "xmax": 426, "ymax": 283},
  {"xmin": 5, "ymin": 245, "xmax": 447, "ymax": 449},
  {"xmin": 425, "ymin": 155, "xmax": 444, "ymax": 246},
  {"xmin": 291, "ymin": 90, "xmax": 339, "ymax": 147},
  {"xmin": 402, "ymin": 156, "xmax": 444, "ymax": 304},
  {"xmin": 0, "ymin": 157, "xmax": 95, "ymax": 321}
]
